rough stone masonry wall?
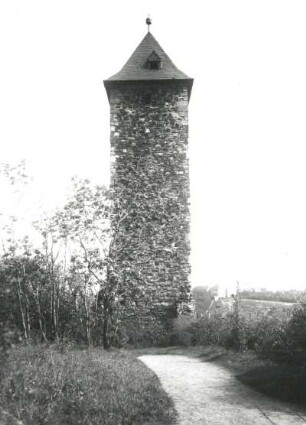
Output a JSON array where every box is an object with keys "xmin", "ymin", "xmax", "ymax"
[{"xmin": 108, "ymin": 81, "xmax": 191, "ymax": 340}]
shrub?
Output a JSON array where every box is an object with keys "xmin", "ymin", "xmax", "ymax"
[
  {"xmin": 189, "ymin": 315, "xmax": 235, "ymax": 347},
  {"xmin": 284, "ymin": 294, "xmax": 306, "ymax": 363},
  {"xmin": 189, "ymin": 307, "xmax": 290, "ymax": 357}
]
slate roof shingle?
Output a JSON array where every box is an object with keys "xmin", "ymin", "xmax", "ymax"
[{"xmin": 106, "ymin": 32, "xmax": 192, "ymax": 81}]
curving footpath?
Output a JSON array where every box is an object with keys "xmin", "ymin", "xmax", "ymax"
[{"xmin": 139, "ymin": 354, "xmax": 306, "ymax": 425}]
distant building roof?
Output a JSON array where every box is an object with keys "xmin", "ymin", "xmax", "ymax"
[
  {"xmin": 206, "ymin": 297, "xmax": 294, "ymax": 320},
  {"xmin": 105, "ymin": 32, "xmax": 192, "ymax": 82}
]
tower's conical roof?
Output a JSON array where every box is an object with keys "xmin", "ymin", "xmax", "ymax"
[{"xmin": 106, "ymin": 32, "xmax": 191, "ymax": 81}]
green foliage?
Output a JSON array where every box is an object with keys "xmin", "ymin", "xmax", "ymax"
[
  {"xmin": 192, "ymin": 286, "xmax": 214, "ymax": 317},
  {"xmin": 287, "ymin": 294, "xmax": 306, "ymax": 347},
  {"xmin": 196, "ymin": 347, "xmax": 306, "ymax": 406},
  {"xmin": 230, "ymin": 297, "xmax": 247, "ymax": 351},
  {"xmin": 0, "ymin": 345, "xmax": 177, "ymax": 425},
  {"xmin": 239, "ymin": 288, "xmax": 302, "ymax": 303},
  {"xmin": 190, "ymin": 315, "xmax": 234, "ymax": 347},
  {"xmin": 283, "ymin": 293, "xmax": 306, "ymax": 362},
  {"xmin": 189, "ymin": 297, "xmax": 294, "ymax": 358},
  {"xmin": 238, "ymin": 362, "xmax": 306, "ymax": 404},
  {"xmin": 0, "ymin": 172, "xmax": 122, "ymax": 348},
  {"xmin": 0, "ymin": 242, "xmax": 78, "ymax": 344},
  {"xmin": 0, "ymin": 161, "xmax": 32, "ymax": 253}
]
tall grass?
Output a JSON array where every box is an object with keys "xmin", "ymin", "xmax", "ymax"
[{"xmin": 0, "ymin": 344, "xmax": 176, "ymax": 425}]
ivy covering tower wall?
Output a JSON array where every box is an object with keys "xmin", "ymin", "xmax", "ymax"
[{"xmin": 108, "ymin": 82, "xmax": 191, "ymax": 319}]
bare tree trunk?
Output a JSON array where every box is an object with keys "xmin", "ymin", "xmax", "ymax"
[
  {"xmin": 50, "ymin": 276, "xmax": 53, "ymax": 335},
  {"xmin": 16, "ymin": 276, "xmax": 28, "ymax": 340},
  {"xmin": 56, "ymin": 284, "xmax": 60, "ymax": 338},
  {"xmin": 94, "ymin": 294, "xmax": 99, "ymax": 345},
  {"xmin": 24, "ymin": 292, "xmax": 31, "ymax": 336},
  {"xmin": 51, "ymin": 258, "xmax": 58, "ymax": 340},
  {"xmin": 44, "ymin": 234, "xmax": 57, "ymax": 340},
  {"xmin": 46, "ymin": 238, "xmax": 58, "ymax": 340},
  {"xmin": 83, "ymin": 277, "xmax": 91, "ymax": 345},
  {"xmin": 102, "ymin": 297, "xmax": 110, "ymax": 349},
  {"xmin": 33, "ymin": 287, "xmax": 48, "ymax": 342}
]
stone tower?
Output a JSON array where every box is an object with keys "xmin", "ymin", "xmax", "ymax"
[{"xmin": 104, "ymin": 21, "xmax": 193, "ymax": 341}]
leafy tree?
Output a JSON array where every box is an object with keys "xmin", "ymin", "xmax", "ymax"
[
  {"xmin": 0, "ymin": 242, "xmax": 47, "ymax": 342},
  {"xmin": 49, "ymin": 178, "xmax": 139, "ymax": 348},
  {"xmin": 0, "ymin": 161, "xmax": 32, "ymax": 353},
  {"xmin": 0, "ymin": 165, "xmax": 92, "ymax": 346}
]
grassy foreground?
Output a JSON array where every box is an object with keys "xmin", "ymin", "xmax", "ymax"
[{"xmin": 0, "ymin": 345, "xmax": 177, "ymax": 425}]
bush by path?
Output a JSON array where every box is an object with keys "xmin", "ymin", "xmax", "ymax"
[{"xmin": 195, "ymin": 346, "xmax": 306, "ymax": 407}]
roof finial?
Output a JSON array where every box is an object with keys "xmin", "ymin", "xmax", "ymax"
[{"xmin": 146, "ymin": 15, "xmax": 152, "ymax": 33}]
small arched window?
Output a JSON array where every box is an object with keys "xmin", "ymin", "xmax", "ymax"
[{"xmin": 146, "ymin": 51, "xmax": 161, "ymax": 70}]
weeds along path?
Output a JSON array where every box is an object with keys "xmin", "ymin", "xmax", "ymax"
[{"xmin": 139, "ymin": 354, "xmax": 306, "ymax": 425}]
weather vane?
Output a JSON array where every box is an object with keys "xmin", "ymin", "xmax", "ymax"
[{"xmin": 146, "ymin": 15, "xmax": 152, "ymax": 32}]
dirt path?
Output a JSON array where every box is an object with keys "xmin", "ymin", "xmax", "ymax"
[{"xmin": 139, "ymin": 354, "xmax": 306, "ymax": 425}]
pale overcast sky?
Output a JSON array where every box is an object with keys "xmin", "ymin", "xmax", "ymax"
[{"xmin": 1, "ymin": 0, "xmax": 306, "ymax": 292}]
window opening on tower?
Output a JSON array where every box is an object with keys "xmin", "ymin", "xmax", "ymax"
[{"xmin": 146, "ymin": 51, "xmax": 162, "ymax": 70}]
